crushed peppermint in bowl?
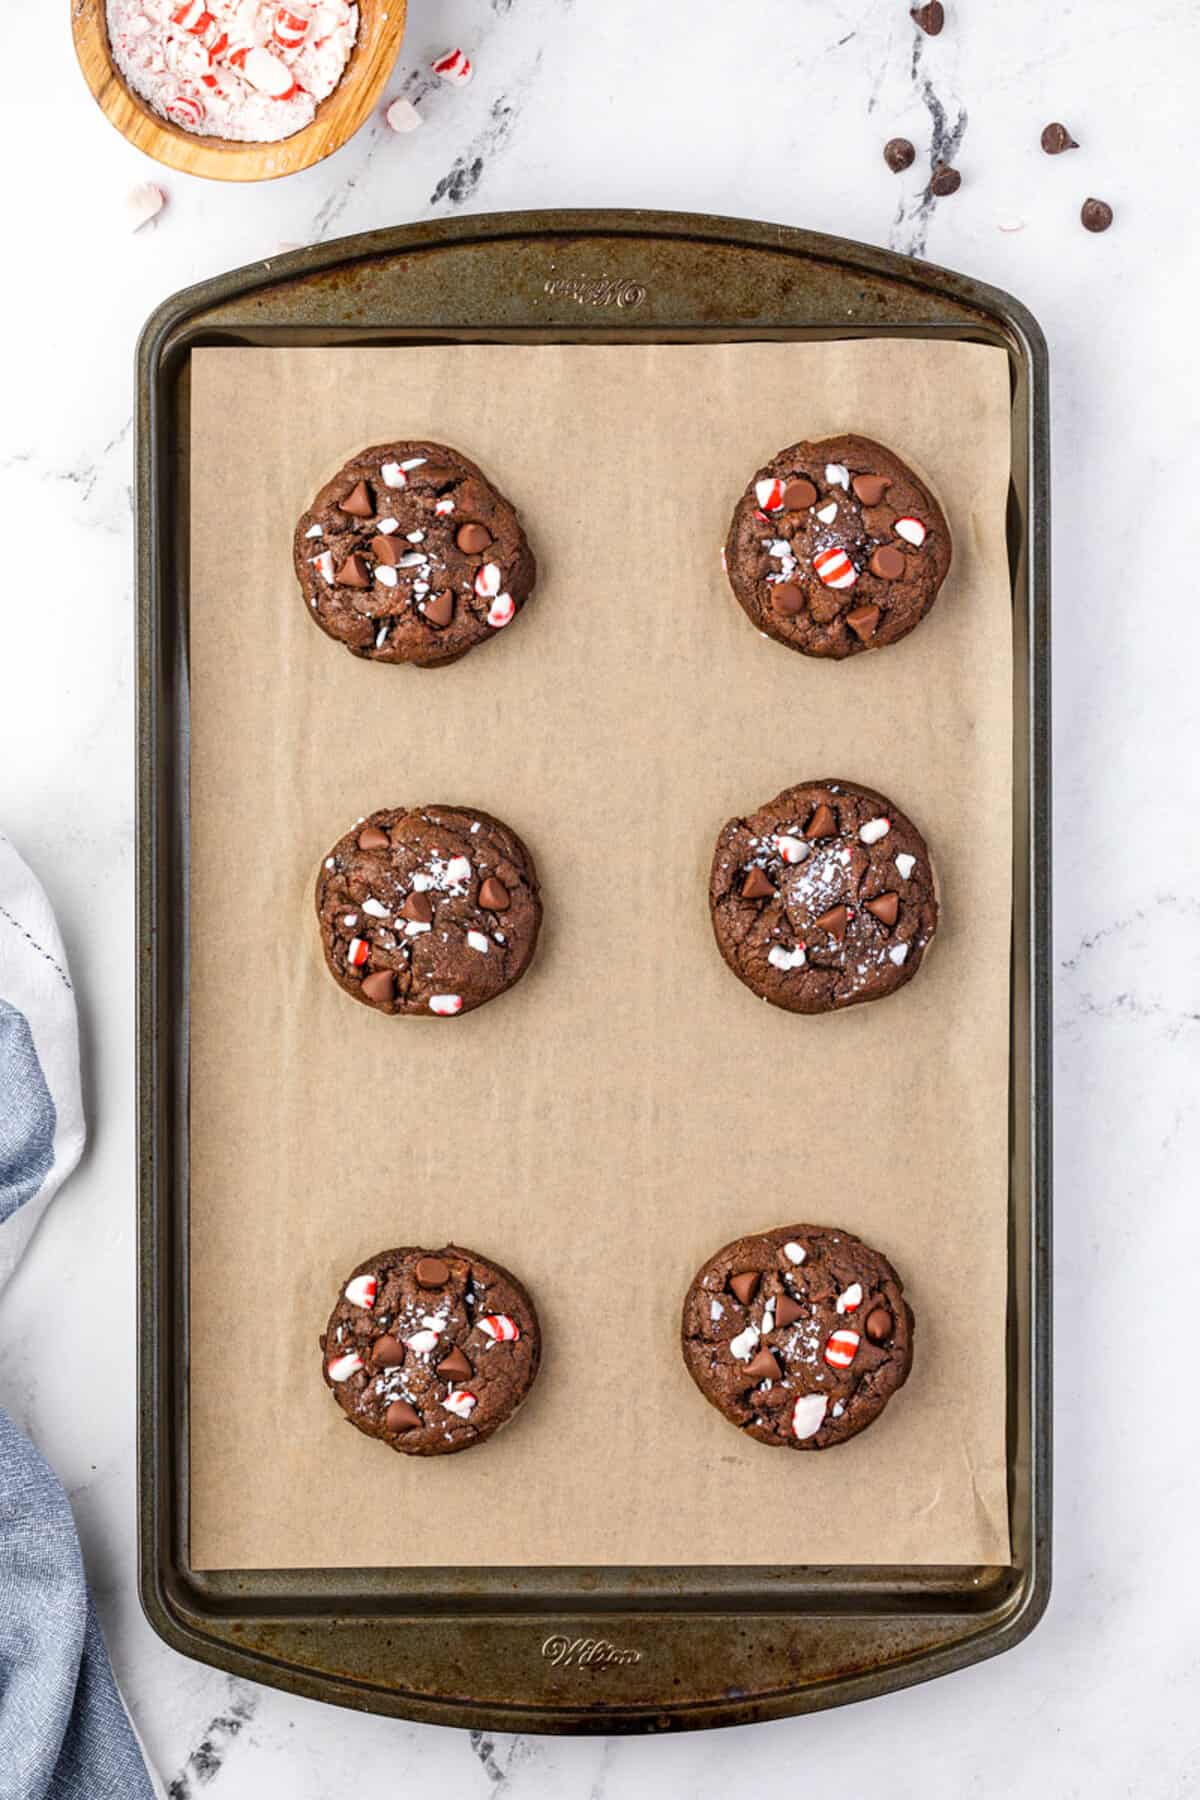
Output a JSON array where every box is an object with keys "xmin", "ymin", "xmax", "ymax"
[{"xmin": 73, "ymin": 0, "xmax": 407, "ymax": 178}]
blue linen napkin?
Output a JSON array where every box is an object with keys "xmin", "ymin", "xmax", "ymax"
[{"xmin": 0, "ymin": 831, "xmax": 155, "ymax": 1800}]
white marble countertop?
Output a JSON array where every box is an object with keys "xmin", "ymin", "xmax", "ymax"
[{"xmin": 2, "ymin": 0, "xmax": 1197, "ymax": 1793}]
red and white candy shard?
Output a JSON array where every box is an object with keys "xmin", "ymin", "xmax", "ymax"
[
  {"xmin": 429, "ymin": 994, "xmax": 463, "ymax": 1016},
  {"xmin": 894, "ymin": 516, "xmax": 926, "ymax": 547},
  {"xmin": 835, "ymin": 1282, "xmax": 863, "ymax": 1314},
  {"xmin": 168, "ymin": 94, "xmax": 205, "ymax": 124},
  {"xmin": 444, "ymin": 856, "xmax": 472, "ymax": 885},
  {"xmin": 773, "ymin": 833, "xmax": 807, "ymax": 864},
  {"xmin": 767, "ymin": 944, "xmax": 806, "ymax": 971},
  {"xmin": 824, "ymin": 1328, "xmax": 860, "ymax": 1368},
  {"xmin": 405, "ymin": 1327, "xmax": 441, "ymax": 1353},
  {"xmin": 792, "ymin": 1393, "xmax": 828, "ymax": 1440},
  {"xmin": 347, "ymin": 937, "xmax": 369, "ymax": 968},
  {"xmin": 432, "ymin": 47, "xmax": 472, "ymax": 86},
  {"xmin": 477, "ymin": 1314, "xmax": 520, "ymax": 1342},
  {"xmin": 241, "ymin": 47, "xmax": 294, "ymax": 96},
  {"xmin": 434, "ymin": 497, "xmax": 455, "ymax": 515},
  {"xmin": 172, "ymin": 2, "xmax": 211, "ymax": 32},
  {"xmin": 312, "ymin": 550, "xmax": 334, "ymax": 582},
  {"xmin": 755, "ymin": 478, "xmax": 785, "ymax": 513},
  {"xmin": 442, "ymin": 1389, "xmax": 477, "ymax": 1419},
  {"xmin": 344, "ymin": 1274, "xmax": 377, "ymax": 1309},
  {"xmin": 859, "ymin": 817, "xmax": 890, "ymax": 844},
  {"xmin": 487, "ymin": 593, "xmax": 515, "ymax": 629},
  {"xmin": 474, "ymin": 562, "xmax": 502, "ymax": 599},
  {"xmin": 273, "ymin": 6, "xmax": 310, "ymax": 47},
  {"xmin": 327, "ymin": 1351, "xmax": 363, "ymax": 1381},
  {"xmin": 380, "ymin": 462, "xmax": 407, "ymax": 488},
  {"xmin": 813, "ymin": 547, "xmax": 858, "ymax": 590}
]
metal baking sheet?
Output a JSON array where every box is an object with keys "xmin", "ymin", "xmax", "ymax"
[{"xmin": 136, "ymin": 209, "xmax": 1051, "ymax": 1732}]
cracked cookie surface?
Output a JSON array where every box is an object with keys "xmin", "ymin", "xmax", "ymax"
[
  {"xmin": 316, "ymin": 804, "xmax": 542, "ymax": 1017},
  {"xmin": 294, "ymin": 440, "xmax": 536, "ymax": 668},
  {"xmin": 723, "ymin": 433, "xmax": 951, "ymax": 658},
  {"xmin": 709, "ymin": 777, "xmax": 937, "ymax": 1013},
  {"xmin": 681, "ymin": 1224, "xmax": 914, "ymax": 1450},
  {"xmin": 322, "ymin": 1243, "xmax": 541, "ymax": 1456}
]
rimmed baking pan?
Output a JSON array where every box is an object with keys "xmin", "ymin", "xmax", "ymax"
[{"xmin": 136, "ymin": 209, "xmax": 1050, "ymax": 1732}]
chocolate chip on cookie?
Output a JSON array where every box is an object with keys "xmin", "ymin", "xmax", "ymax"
[
  {"xmin": 316, "ymin": 805, "xmax": 541, "ymax": 1017},
  {"xmin": 294, "ymin": 441, "xmax": 536, "ymax": 669},
  {"xmin": 322, "ymin": 1244, "xmax": 541, "ymax": 1456},
  {"xmin": 709, "ymin": 777, "xmax": 937, "ymax": 1013},
  {"xmin": 681, "ymin": 1224, "xmax": 914, "ymax": 1450},
  {"xmin": 723, "ymin": 434, "xmax": 952, "ymax": 658}
]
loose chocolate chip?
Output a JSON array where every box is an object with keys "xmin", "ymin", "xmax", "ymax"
[
  {"xmin": 371, "ymin": 534, "xmax": 402, "ymax": 565},
  {"xmin": 729, "ymin": 1270, "xmax": 760, "ymax": 1305},
  {"xmin": 422, "ymin": 590, "xmax": 454, "ymax": 628},
  {"xmin": 334, "ymin": 553, "xmax": 370, "ymax": 587},
  {"xmin": 357, "ymin": 825, "xmax": 390, "ymax": 851},
  {"xmin": 852, "ymin": 474, "xmax": 891, "ymax": 506},
  {"xmin": 865, "ymin": 1306, "xmax": 893, "ymax": 1344},
  {"xmin": 478, "ymin": 876, "xmax": 511, "ymax": 911},
  {"xmin": 437, "ymin": 1346, "xmax": 472, "ymax": 1380},
  {"xmin": 846, "ymin": 604, "xmax": 881, "ymax": 642},
  {"xmin": 1040, "ymin": 121, "xmax": 1078, "ymax": 154},
  {"xmin": 781, "ymin": 478, "xmax": 818, "ymax": 511},
  {"xmin": 741, "ymin": 866, "xmax": 776, "ymax": 900},
  {"xmin": 884, "ymin": 136, "xmax": 916, "ymax": 173},
  {"xmin": 930, "ymin": 163, "xmax": 961, "ymax": 196},
  {"xmin": 361, "ymin": 969, "xmax": 395, "ymax": 1004},
  {"xmin": 424, "ymin": 594, "xmax": 456, "ymax": 630},
  {"xmin": 371, "ymin": 1334, "xmax": 405, "ymax": 1368},
  {"xmin": 742, "ymin": 1348, "xmax": 782, "ymax": 1384},
  {"xmin": 870, "ymin": 544, "xmax": 907, "ymax": 581},
  {"xmin": 455, "ymin": 522, "xmax": 492, "ymax": 554},
  {"xmin": 1081, "ymin": 197, "xmax": 1113, "ymax": 233},
  {"xmin": 385, "ymin": 1399, "xmax": 421, "ymax": 1431},
  {"xmin": 339, "ymin": 479, "xmax": 374, "ymax": 518},
  {"xmin": 805, "ymin": 803, "xmax": 836, "ymax": 840},
  {"xmin": 416, "ymin": 1255, "xmax": 450, "ymax": 1288},
  {"xmin": 774, "ymin": 1293, "xmax": 805, "ymax": 1329},
  {"xmin": 815, "ymin": 905, "xmax": 849, "ymax": 943},
  {"xmin": 770, "ymin": 582, "xmax": 805, "ymax": 617},
  {"xmin": 402, "ymin": 890, "xmax": 433, "ymax": 923},
  {"xmin": 910, "ymin": 0, "xmax": 944, "ymax": 32},
  {"xmin": 865, "ymin": 893, "xmax": 900, "ymax": 927}
]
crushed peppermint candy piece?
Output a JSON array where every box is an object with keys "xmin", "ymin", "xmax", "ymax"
[
  {"xmin": 889, "ymin": 942, "xmax": 910, "ymax": 966},
  {"xmin": 815, "ymin": 499, "xmax": 838, "ymax": 524},
  {"xmin": 404, "ymin": 1327, "xmax": 442, "ymax": 1354},
  {"xmin": 380, "ymin": 461, "xmax": 407, "ymax": 488},
  {"xmin": 477, "ymin": 1314, "xmax": 520, "ymax": 1342},
  {"xmin": 895, "ymin": 852, "xmax": 917, "ymax": 880},
  {"xmin": 792, "ymin": 1393, "xmax": 828, "ymax": 1439},
  {"xmin": 442, "ymin": 1388, "xmax": 477, "ymax": 1418},
  {"xmin": 312, "ymin": 550, "xmax": 335, "ymax": 583},
  {"xmin": 729, "ymin": 1324, "xmax": 760, "ymax": 1362},
  {"xmin": 474, "ymin": 562, "xmax": 502, "ymax": 599},
  {"xmin": 429, "ymin": 994, "xmax": 463, "ymax": 1015},
  {"xmin": 434, "ymin": 497, "xmax": 455, "ymax": 515},
  {"xmin": 344, "ymin": 1274, "xmax": 377, "ymax": 1309},
  {"xmin": 767, "ymin": 944, "xmax": 806, "ymax": 971},
  {"xmin": 347, "ymin": 937, "xmax": 369, "ymax": 968},
  {"xmin": 466, "ymin": 929, "xmax": 490, "ymax": 953},
  {"xmin": 361, "ymin": 897, "xmax": 388, "ymax": 918},
  {"xmin": 813, "ymin": 547, "xmax": 858, "ymax": 590},
  {"xmin": 836, "ymin": 1283, "xmax": 863, "ymax": 1314},
  {"xmin": 326, "ymin": 1351, "xmax": 363, "ymax": 1382},
  {"xmin": 304, "ymin": 522, "xmax": 323, "ymax": 538},
  {"xmin": 783, "ymin": 1241, "xmax": 807, "ymax": 1264},
  {"xmin": 859, "ymin": 817, "xmax": 890, "ymax": 844},
  {"xmin": 432, "ymin": 47, "xmax": 473, "ymax": 85},
  {"xmin": 127, "ymin": 181, "xmax": 166, "ymax": 232},
  {"xmin": 385, "ymin": 96, "xmax": 422, "ymax": 132},
  {"xmin": 774, "ymin": 833, "xmax": 808, "ymax": 864},
  {"xmin": 824, "ymin": 463, "xmax": 850, "ymax": 488},
  {"xmin": 444, "ymin": 856, "xmax": 471, "ymax": 886},
  {"xmin": 894, "ymin": 516, "xmax": 927, "ymax": 547},
  {"xmin": 824, "ymin": 1328, "xmax": 860, "ymax": 1368},
  {"xmin": 487, "ymin": 593, "xmax": 516, "ymax": 629},
  {"xmin": 755, "ymin": 477, "xmax": 786, "ymax": 513}
]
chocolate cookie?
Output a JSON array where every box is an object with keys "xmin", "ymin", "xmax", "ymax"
[
  {"xmin": 295, "ymin": 441, "xmax": 536, "ymax": 668},
  {"xmin": 681, "ymin": 1225, "xmax": 914, "ymax": 1450},
  {"xmin": 317, "ymin": 805, "xmax": 542, "ymax": 1017},
  {"xmin": 709, "ymin": 778, "xmax": 937, "ymax": 1013},
  {"xmin": 322, "ymin": 1243, "xmax": 541, "ymax": 1456},
  {"xmin": 723, "ymin": 434, "xmax": 951, "ymax": 658}
]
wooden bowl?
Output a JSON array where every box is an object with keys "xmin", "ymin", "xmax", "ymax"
[{"xmin": 70, "ymin": 0, "xmax": 407, "ymax": 182}]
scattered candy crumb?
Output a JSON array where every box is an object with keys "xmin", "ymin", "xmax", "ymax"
[{"xmin": 127, "ymin": 182, "xmax": 166, "ymax": 232}]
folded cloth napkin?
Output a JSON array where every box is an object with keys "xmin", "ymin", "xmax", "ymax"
[{"xmin": 0, "ymin": 831, "xmax": 155, "ymax": 1800}]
